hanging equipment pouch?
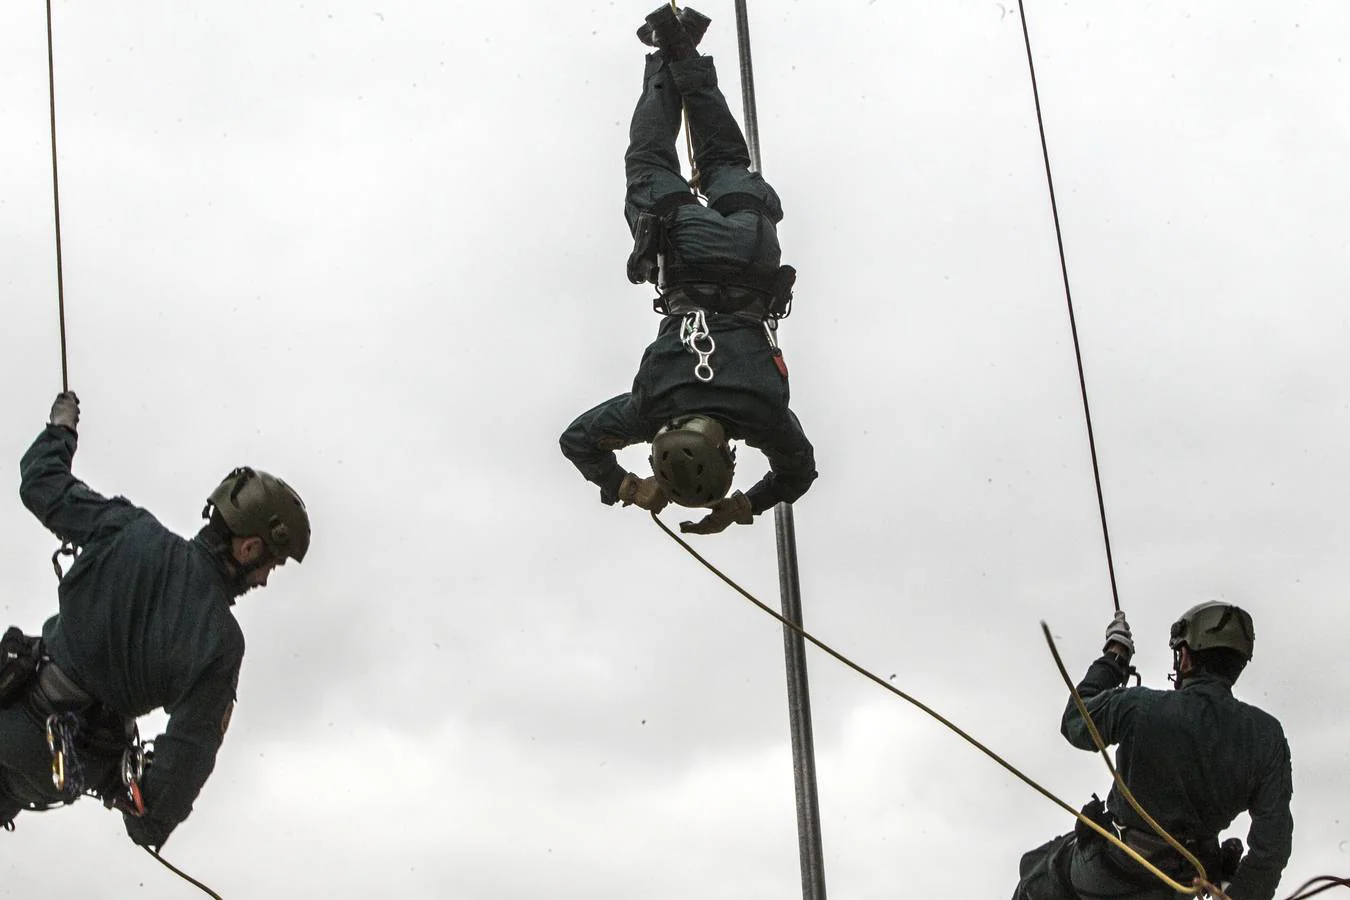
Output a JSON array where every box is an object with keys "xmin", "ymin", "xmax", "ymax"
[
  {"xmin": 769, "ymin": 265, "xmax": 796, "ymax": 318},
  {"xmin": 1074, "ymin": 793, "xmax": 1115, "ymax": 846},
  {"xmin": 0, "ymin": 627, "xmax": 44, "ymax": 708},
  {"xmin": 629, "ymin": 192, "xmax": 700, "ymax": 287},
  {"xmin": 627, "ymin": 212, "xmax": 661, "ymax": 285}
]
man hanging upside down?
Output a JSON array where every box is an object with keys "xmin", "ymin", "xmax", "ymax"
[{"xmin": 560, "ymin": 5, "xmax": 817, "ymax": 535}]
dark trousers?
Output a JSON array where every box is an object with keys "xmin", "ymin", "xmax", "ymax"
[
  {"xmin": 0, "ymin": 702, "xmax": 60, "ymax": 826},
  {"xmin": 1012, "ymin": 833, "xmax": 1189, "ymax": 900},
  {"xmin": 622, "ymin": 54, "xmax": 783, "ymax": 275}
]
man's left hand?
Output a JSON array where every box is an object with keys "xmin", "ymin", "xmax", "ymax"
[
  {"xmin": 679, "ymin": 491, "xmax": 753, "ymax": 535},
  {"xmin": 48, "ymin": 391, "xmax": 79, "ymax": 434},
  {"xmin": 1103, "ymin": 610, "xmax": 1134, "ymax": 662}
]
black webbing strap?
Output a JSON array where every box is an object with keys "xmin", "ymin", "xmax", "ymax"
[
  {"xmin": 710, "ymin": 191, "xmax": 770, "ymax": 217},
  {"xmin": 652, "ymin": 190, "xmax": 701, "ymax": 218}
]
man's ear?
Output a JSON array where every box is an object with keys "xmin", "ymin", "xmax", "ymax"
[{"xmin": 233, "ymin": 535, "xmax": 267, "ymax": 564}]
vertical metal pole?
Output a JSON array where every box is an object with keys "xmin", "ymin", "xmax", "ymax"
[{"xmin": 733, "ymin": 3, "xmax": 827, "ymax": 898}]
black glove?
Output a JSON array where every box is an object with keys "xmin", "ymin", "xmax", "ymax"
[
  {"xmin": 1103, "ymin": 610, "xmax": 1134, "ymax": 662},
  {"xmin": 679, "ymin": 491, "xmax": 753, "ymax": 535},
  {"xmin": 48, "ymin": 391, "xmax": 80, "ymax": 434},
  {"xmin": 618, "ymin": 473, "xmax": 668, "ymax": 514},
  {"xmin": 124, "ymin": 811, "xmax": 173, "ymax": 851}
]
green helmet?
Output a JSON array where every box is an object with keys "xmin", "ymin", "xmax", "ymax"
[
  {"xmin": 205, "ymin": 467, "xmax": 310, "ymax": 563},
  {"xmin": 649, "ymin": 415, "xmax": 735, "ymax": 508},
  {"xmin": 1169, "ymin": 602, "xmax": 1254, "ymax": 661}
]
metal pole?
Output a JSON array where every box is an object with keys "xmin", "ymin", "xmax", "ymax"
[
  {"xmin": 733, "ymin": 3, "xmax": 827, "ymax": 897},
  {"xmin": 773, "ymin": 504, "xmax": 827, "ymax": 899}
]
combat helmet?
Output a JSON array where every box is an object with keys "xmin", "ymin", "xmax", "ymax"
[
  {"xmin": 1169, "ymin": 601, "xmax": 1254, "ymax": 661},
  {"xmin": 649, "ymin": 415, "xmax": 735, "ymax": 508},
  {"xmin": 204, "ymin": 467, "xmax": 310, "ymax": 563}
]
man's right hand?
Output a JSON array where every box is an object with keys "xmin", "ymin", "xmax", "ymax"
[
  {"xmin": 618, "ymin": 474, "xmax": 668, "ymax": 514},
  {"xmin": 48, "ymin": 391, "xmax": 79, "ymax": 435},
  {"xmin": 1103, "ymin": 610, "xmax": 1134, "ymax": 662}
]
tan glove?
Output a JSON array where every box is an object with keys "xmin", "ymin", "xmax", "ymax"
[
  {"xmin": 49, "ymin": 391, "xmax": 80, "ymax": 434},
  {"xmin": 679, "ymin": 491, "xmax": 753, "ymax": 535},
  {"xmin": 618, "ymin": 473, "xmax": 668, "ymax": 514},
  {"xmin": 1103, "ymin": 610, "xmax": 1134, "ymax": 662}
]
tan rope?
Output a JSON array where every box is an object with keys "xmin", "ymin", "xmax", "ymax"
[{"xmin": 649, "ymin": 512, "xmax": 1203, "ymax": 894}]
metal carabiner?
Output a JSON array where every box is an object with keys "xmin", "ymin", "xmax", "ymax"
[
  {"xmin": 680, "ymin": 310, "xmax": 717, "ymax": 382},
  {"xmin": 45, "ymin": 714, "xmax": 66, "ymax": 793}
]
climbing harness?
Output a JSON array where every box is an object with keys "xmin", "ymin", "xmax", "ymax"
[
  {"xmin": 679, "ymin": 309, "xmax": 716, "ymax": 382},
  {"xmin": 648, "ymin": 512, "xmax": 1212, "ymax": 897},
  {"xmin": 1015, "ymin": 0, "xmax": 1121, "ymax": 614}
]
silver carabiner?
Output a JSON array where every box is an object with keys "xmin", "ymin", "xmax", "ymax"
[{"xmin": 680, "ymin": 310, "xmax": 716, "ymax": 382}]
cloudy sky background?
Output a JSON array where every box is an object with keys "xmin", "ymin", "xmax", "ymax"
[{"xmin": 2, "ymin": 1, "xmax": 1348, "ymax": 896}]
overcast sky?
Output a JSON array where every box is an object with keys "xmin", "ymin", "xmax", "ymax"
[{"xmin": 2, "ymin": 1, "xmax": 1348, "ymax": 897}]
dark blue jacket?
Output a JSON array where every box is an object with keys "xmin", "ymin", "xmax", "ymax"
[
  {"xmin": 560, "ymin": 313, "xmax": 816, "ymax": 514},
  {"xmin": 1064, "ymin": 656, "xmax": 1293, "ymax": 900},
  {"xmin": 20, "ymin": 425, "xmax": 243, "ymax": 846}
]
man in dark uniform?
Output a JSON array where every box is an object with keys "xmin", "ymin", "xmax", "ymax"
[
  {"xmin": 0, "ymin": 391, "xmax": 310, "ymax": 849},
  {"xmin": 1011, "ymin": 603, "xmax": 1292, "ymax": 900},
  {"xmin": 560, "ymin": 5, "xmax": 816, "ymax": 535}
]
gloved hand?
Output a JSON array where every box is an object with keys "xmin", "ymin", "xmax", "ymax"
[
  {"xmin": 48, "ymin": 391, "xmax": 80, "ymax": 434},
  {"xmin": 679, "ymin": 491, "xmax": 753, "ymax": 535},
  {"xmin": 124, "ymin": 810, "xmax": 172, "ymax": 851},
  {"xmin": 618, "ymin": 474, "xmax": 668, "ymax": 513},
  {"xmin": 1103, "ymin": 610, "xmax": 1134, "ymax": 661}
]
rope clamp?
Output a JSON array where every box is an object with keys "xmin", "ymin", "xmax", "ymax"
[{"xmin": 120, "ymin": 732, "xmax": 150, "ymax": 816}]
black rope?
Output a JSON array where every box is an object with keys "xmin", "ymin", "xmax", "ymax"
[
  {"xmin": 45, "ymin": 0, "xmax": 70, "ymax": 393},
  {"xmin": 145, "ymin": 847, "xmax": 224, "ymax": 899},
  {"xmin": 1014, "ymin": 0, "xmax": 1120, "ymax": 612},
  {"xmin": 1284, "ymin": 876, "xmax": 1350, "ymax": 900}
]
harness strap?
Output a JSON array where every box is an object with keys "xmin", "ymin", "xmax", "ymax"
[
  {"xmin": 710, "ymin": 191, "xmax": 771, "ymax": 217},
  {"xmin": 651, "ymin": 190, "xmax": 701, "ymax": 217}
]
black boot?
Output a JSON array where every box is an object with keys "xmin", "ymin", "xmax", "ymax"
[
  {"xmin": 678, "ymin": 7, "xmax": 710, "ymax": 47},
  {"xmin": 637, "ymin": 6, "xmax": 710, "ymax": 51},
  {"xmin": 637, "ymin": 5, "xmax": 698, "ymax": 61}
]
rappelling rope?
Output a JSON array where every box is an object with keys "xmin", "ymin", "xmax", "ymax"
[
  {"xmin": 1014, "ymin": 0, "xmax": 1121, "ymax": 613},
  {"xmin": 45, "ymin": 0, "xmax": 70, "ymax": 393},
  {"xmin": 667, "ymin": 1, "xmax": 702, "ymax": 194},
  {"xmin": 649, "ymin": 512, "xmax": 1204, "ymax": 895},
  {"xmin": 145, "ymin": 847, "xmax": 224, "ymax": 899},
  {"xmin": 1284, "ymin": 876, "xmax": 1350, "ymax": 900},
  {"xmin": 43, "ymin": 13, "xmax": 219, "ymax": 899}
]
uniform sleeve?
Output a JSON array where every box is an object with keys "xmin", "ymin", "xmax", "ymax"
[
  {"xmin": 743, "ymin": 409, "xmax": 817, "ymax": 515},
  {"xmin": 19, "ymin": 424, "xmax": 133, "ymax": 547},
  {"xmin": 1060, "ymin": 654, "xmax": 1134, "ymax": 751},
  {"xmin": 559, "ymin": 394, "xmax": 653, "ymax": 505},
  {"xmin": 126, "ymin": 644, "xmax": 243, "ymax": 848},
  {"xmin": 1227, "ymin": 731, "xmax": 1294, "ymax": 900}
]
